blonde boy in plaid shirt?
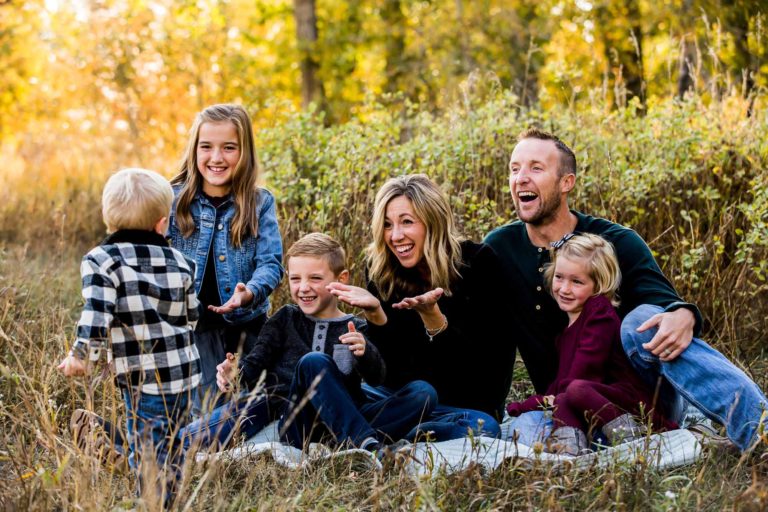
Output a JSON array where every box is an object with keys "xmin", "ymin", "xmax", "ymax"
[{"xmin": 57, "ymin": 168, "xmax": 200, "ymax": 509}]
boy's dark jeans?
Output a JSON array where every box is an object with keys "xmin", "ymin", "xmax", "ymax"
[
  {"xmin": 182, "ymin": 391, "xmax": 282, "ymax": 450},
  {"xmin": 279, "ymin": 353, "xmax": 437, "ymax": 448},
  {"xmin": 122, "ymin": 388, "xmax": 191, "ymax": 510}
]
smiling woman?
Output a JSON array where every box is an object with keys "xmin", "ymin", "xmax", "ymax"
[{"xmin": 329, "ymin": 174, "xmax": 516, "ymax": 441}]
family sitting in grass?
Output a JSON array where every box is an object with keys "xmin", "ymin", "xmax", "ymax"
[{"xmin": 57, "ymin": 103, "xmax": 768, "ymax": 508}]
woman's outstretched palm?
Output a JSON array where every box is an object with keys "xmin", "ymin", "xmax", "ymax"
[{"xmin": 392, "ymin": 288, "xmax": 444, "ymax": 314}]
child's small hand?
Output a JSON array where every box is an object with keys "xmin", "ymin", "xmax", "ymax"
[
  {"xmin": 216, "ymin": 352, "xmax": 239, "ymax": 392},
  {"xmin": 209, "ymin": 283, "xmax": 254, "ymax": 314},
  {"xmin": 57, "ymin": 355, "xmax": 87, "ymax": 377},
  {"xmin": 339, "ymin": 321, "xmax": 366, "ymax": 357},
  {"xmin": 543, "ymin": 395, "xmax": 556, "ymax": 407}
]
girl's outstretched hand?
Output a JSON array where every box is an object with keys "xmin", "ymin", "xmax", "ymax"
[
  {"xmin": 209, "ymin": 283, "xmax": 254, "ymax": 314},
  {"xmin": 392, "ymin": 288, "xmax": 444, "ymax": 314}
]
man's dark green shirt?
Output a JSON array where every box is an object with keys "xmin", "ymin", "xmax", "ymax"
[{"xmin": 484, "ymin": 210, "xmax": 702, "ymax": 394}]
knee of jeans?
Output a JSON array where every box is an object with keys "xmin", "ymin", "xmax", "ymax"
[
  {"xmin": 297, "ymin": 352, "xmax": 334, "ymax": 375},
  {"xmin": 620, "ymin": 305, "xmax": 664, "ymax": 353},
  {"xmin": 403, "ymin": 380, "xmax": 438, "ymax": 407}
]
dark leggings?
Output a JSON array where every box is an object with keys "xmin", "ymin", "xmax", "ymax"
[{"xmin": 553, "ymin": 379, "xmax": 645, "ymax": 431}]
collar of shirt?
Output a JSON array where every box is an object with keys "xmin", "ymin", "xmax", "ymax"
[{"xmin": 103, "ymin": 229, "xmax": 169, "ymax": 247}]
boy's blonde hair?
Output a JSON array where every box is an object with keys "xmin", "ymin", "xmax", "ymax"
[
  {"xmin": 367, "ymin": 174, "xmax": 463, "ymax": 300},
  {"xmin": 287, "ymin": 233, "xmax": 346, "ymax": 275},
  {"xmin": 545, "ymin": 233, "xmax": 621, "ymax": 306},
  {"xmin": 102, "ymin": 168, "xmax": 173, "ymax": 233}
]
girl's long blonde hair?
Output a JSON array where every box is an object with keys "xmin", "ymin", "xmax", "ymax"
[
  {"xmin": 545, "ymin": 233, "xmax": 622, "ymax": 306},
  {"xmin": 367, "ymin": 174, "xmax": 463, "ymax": 300},
  {"xmin": 171, "ymin": 104, "xmax": 260, "ymax": 247}
]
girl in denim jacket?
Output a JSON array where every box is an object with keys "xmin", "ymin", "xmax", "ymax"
[{"xmin": 169, "ymin": 104, "xmax": 283, "ymax": 414}]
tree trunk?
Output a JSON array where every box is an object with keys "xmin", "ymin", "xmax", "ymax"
[
  {"xmin": 597, "ymin": 0, "xmax": 646, "ymax": 112},
  {"xmin": 382, "ymin": 0, "xmax": 407, "ymax": 95},
  {"xmin": 677, "ymin": 35, "xmax": 696, "ymax": 99},
  {"xmin": 676, "ymin": 0, "xmax": 696, "ymax": 99},
  {"xmin": 293, "ymin": 0, "xmax": 325, "ymax": 111}
]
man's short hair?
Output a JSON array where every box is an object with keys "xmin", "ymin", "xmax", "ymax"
[
  {"xmin": 102, "ymin": 168, "xmax": 173, "ymax": 233},
  {"xmin": 517, "ymin": 128, "xmax": 577, "ymax": 177},
  {"xmin": 287, "ymin": 233, "xmax": 346, "ymax": 275}
]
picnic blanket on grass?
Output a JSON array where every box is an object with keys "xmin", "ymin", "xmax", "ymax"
[{"xmin": 195, "ymin": 419, "xmax": 703, "ymax": 476}]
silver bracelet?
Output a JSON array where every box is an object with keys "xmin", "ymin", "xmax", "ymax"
[{"xmin": 425, "ymin": 314, "xmax": 448, "ymax": 342}]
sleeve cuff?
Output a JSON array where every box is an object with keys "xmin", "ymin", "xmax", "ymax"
[
  {"xmin": 245, "ymin": 284, "xmax": 265, "ymax": 311},
  {"xmin": 71, "ymin": 338, "xmax": 102, "ymax": 362}
]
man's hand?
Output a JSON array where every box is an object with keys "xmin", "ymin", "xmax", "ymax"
[
  {"xmin": 637, "ymin": 308, "xmax": 696, "ymax": 361},
  {"xmin": 339, "ymin": 321, "xmax": 366, "ymax": 357},
  {"xmin": 57, "ymin": 355, "xmax": 87, "ymax": 377},
  {"xmin": 216, "ymin": 352, "xmax": 238, "ymax": 392},
  {"xmin": 208, "ymin": 283, "xmax": 254, "ymax": 314}
]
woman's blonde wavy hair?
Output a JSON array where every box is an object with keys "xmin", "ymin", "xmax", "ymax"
[
  {"xmin": 171, "ymin": 104, "xmax": 260, "ymax": 247},
  {"xmin": 367, "ymin": 174, "xmax": 464, "ymax": 300},
  {"xmin": 544, "ymin": 233, "xmax": 622, "ymax": 307}
]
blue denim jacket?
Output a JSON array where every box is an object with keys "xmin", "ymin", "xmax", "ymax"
[{"xmin": 168, "ymin": 187, "xmax": 284, "ymax": 325}]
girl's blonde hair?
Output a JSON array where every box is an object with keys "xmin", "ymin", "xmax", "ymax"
[
  {"xmin": 171, "ymin": 104, "xmax": 260, "ymax": 247},
  {"xmin": 367, "ymin": 174, "xmax": 463, "ymax": 300},
  {"xmin": 545, "ymin": 233, "xmax": 621, "ymax": 306},
  {"xmin": 102, "ymin": 168, "xmax": 173, "ymax": 233}
]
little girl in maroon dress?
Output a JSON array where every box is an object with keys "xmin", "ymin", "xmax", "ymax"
[{"xmin": 506, "ymin": 233, "xmax": 674, "ymax": 455}]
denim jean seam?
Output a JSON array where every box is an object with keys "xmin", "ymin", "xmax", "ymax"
[{"xmin": 657, "ymin": 364, "xmax": 728, "ymax": 427}]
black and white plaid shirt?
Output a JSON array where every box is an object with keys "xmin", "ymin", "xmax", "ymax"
[{"xmin": 70, "ymin": 230, "xmax": 201, "ymax": 395}]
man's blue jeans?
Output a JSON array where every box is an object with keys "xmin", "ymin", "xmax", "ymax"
[
  {"xmin": 122, "ymin": 389, "xmax": 191, "ymax": 509},
  {"xmin": 621, "ymin": 304, "xmax": 768, "ymax": 451},
  {"xmin": 280, "ymin": 353, "xmax": 437, "ymax": 448},
  {"xmin": 362, "ymin": 387, "xmax": 502, "ymax": 441}
]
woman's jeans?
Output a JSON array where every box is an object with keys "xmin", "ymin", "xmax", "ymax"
[
  {"xmin": 621, "ymin": 304, "xmax": 767, "ymax": 451},
  {"xmin": 362, "ymin": 386, "xmax": 502, "ymax": 441},
  {"xmin": 503, "ymin": 410, "xmax": 553, "ymax": 445}
]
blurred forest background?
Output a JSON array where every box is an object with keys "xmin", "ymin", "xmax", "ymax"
[{"xmin": 1, "ymin": 0, "xmax": 766, "ymax": 218}]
